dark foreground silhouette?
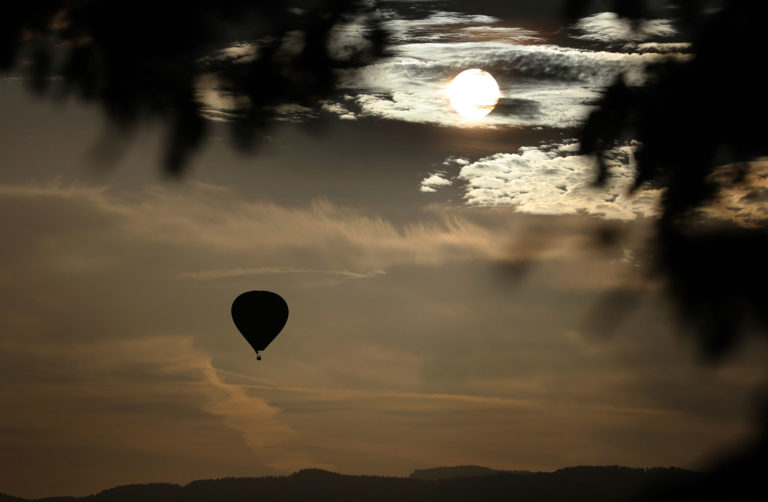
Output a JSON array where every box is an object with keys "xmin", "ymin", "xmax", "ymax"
[
  {"xmin": 0, "ymin": 466, "xmax": 709, "ymax": 502},
  {"xmin": 0, "ymin": 1, "xmax": 385, "ymax": 174},
  {"xmin": 561, "ymin": 2, "xmax": 768, "ymax": 500},
  {"xmin": 410, "ymin": 465, "xmax": 513, "ymax": 480}
]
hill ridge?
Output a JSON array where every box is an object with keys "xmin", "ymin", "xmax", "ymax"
[{"xmin": 1, "ymin": 465, "xmax": 701, "ymax": 502}]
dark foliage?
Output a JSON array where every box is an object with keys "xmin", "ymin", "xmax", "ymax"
[
  {"xmin": 0, "ymin": 1, "xmax": 385, "ymax": 174},
  {"xmin": 566, "ymin": 1, "xmax": 768, "ymax": 500},
  {"xmin": 565, "ymin": 0, "xmax": 768, "ymax": 356}
]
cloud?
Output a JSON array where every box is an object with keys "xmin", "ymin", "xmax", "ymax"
[
  {"xmin": 698, "ymin": 159, "xmax": 768, "ymax": 226},
  {"xmin": 332, "ymin": 10, "xmax": 690, "ymax": 129},
  {"xmin": 571, "ymin": 12, "xmax": 677, "ymax": 43},
  {"xmin": 460, "ymin": 26, "xmax": 542, "ymax": 44},
  {"xmin": 178, "ymin": 266, "xmax": 385, "ymax": 281},
  {"xmin": 421, "ymin": 141, "xmax": 662, "ymax": 220},
  {"xmin": 195, "ymin": 58, "xmax": 319, "ymax": 124},
  {"xmin": 0, "ymin": 178, "xmax": 671, "ymax": 309},
  {"xmin": 420, "ymin": 173, "xmax": 453, "ymax": 192},
  {"xmin": 0, "ymin": 336, "xmax": 301, "ymax": 497},
  {"xmin": 628, "ymin": 42, "xmax": 692, "ymax": 53},
  {"xmin": 194, "ymin": 9, "xmax": 689, "ymax": 129},
  {"xmin": 272, "ymin": 103, "xmax": 317, "ymax": 123},
  {"xmin": 327, "ymin": 15, "xmax": 380, "ymax": 60},
  {"xmin": 228, "ymin": 323, "xmax": 764, "ymax": 476},
  {"xmin": 321, "ymin": 100, "xmax": 357, "ymax": 120},
  {"xmin": 0, "ymin": 182, "xmax": 522, "ymax": 270},
  {"xmin": 208, "ymin": 42, "xmax": 261, "ymax": 64},
  {"xmin": 1, "ymin": 178, "xmax": 763, "ymax": 497},
  {"xmin": 194, "ymin": 73, "xmax": 249, "ymax": 122},
  {"xmin": 416, "ymin": 151, "xmax": 768, "ymax": 226},
  {"xmin": 383, "ymin": 10, "xmax": 503, "ymax": 43}
]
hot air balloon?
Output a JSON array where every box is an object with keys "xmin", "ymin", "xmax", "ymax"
[{"xmin": 231, "ymin": 291, "xmax": 289, "ymax": 360}]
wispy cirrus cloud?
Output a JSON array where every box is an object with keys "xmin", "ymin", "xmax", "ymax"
[
  {"xmin": 1, "ymin": 177, "xmax": 762, "ymax": 497},
  {"xmin": 629, "ymin": 42, "xmax": 692, "ymax": 53},
  {"xmin": 178, "ymin": 266, "xmax": 385, "ymax": 281},
  {"xmin": 0, "ymin": 336, "xmax": 302, "ymax": 496}
]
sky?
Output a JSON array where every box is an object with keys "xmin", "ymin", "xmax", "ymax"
[{"xmin": 2, "ymin": 0, "xmax": 768, "ymax": 498}]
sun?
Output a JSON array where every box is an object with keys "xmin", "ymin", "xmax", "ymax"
[{"xmin": 445, "ymin": 69, "xmax": 501, "ymax": 120}]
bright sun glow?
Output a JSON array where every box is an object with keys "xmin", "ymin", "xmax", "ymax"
[{"xmin": 445, "ymin": 69, "xmax": 501, "ymax": 120}]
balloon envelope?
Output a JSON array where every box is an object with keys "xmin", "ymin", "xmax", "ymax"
[{"xmin": 231, "ymin": 291, "xmax": 289, "ymax": 352}]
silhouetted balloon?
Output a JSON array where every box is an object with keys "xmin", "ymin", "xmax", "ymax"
[{"xmin": 231, "ymin": 291, "xmax": 288, "ymax": 359}]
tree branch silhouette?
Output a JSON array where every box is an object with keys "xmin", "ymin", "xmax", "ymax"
[
  {"xmin": 0, "ymin": 0, "xmax": 385, "ymax": 174},
  {"xmin": 566, "ymin": 1, "xmax": 768, "ymax": 499},
  {"xmin": 566, "ymin": 0, "xmax": 768, "ymax": 358}
]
